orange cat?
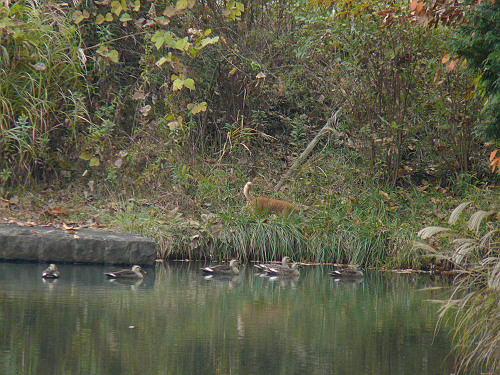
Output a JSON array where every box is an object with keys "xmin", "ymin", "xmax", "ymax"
[{"xmin": 243, "ymin": 181, "xmax": 298, "ymax": 218}]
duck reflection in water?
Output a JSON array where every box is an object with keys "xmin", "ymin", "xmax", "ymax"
[
  {"xmin": 267, "ymin": 274, "xmax": 299, "ymax": 288},
  {"xmin": 107, "ymin": 277, "xmax": 144, "ymax": 290},
  {"xmin": 203, "ymin": 274, "xmax": 241, "ymax": 288},
  {"xmin": 261, "ymin": 262, "xmax": 301, "ymax": 288},
  {"xmin": 42, "ymin": 277, "xmax": 59, "ymax": 290}
]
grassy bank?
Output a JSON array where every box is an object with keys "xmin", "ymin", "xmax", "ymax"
[{"xmin": 4, "ymin": 149, "xmax": 498, "ymax": 270}]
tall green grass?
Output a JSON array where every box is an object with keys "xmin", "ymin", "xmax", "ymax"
[
  {"xmin": 205, "ymin": 210, "xmax": 390, "ymax": 265},
  {"xmin": 0, "ymin": 2, "xmax": 87, "ymax": 182}
]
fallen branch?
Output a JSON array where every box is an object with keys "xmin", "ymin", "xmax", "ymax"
[{"xmin": 274, "ymin": 108, "xmax": 343, "ymax": 192}]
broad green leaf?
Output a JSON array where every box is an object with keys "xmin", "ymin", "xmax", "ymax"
[
  {"xmin": 175, "ymin": 0, "xmax": 195, "ymax": 11},
  {"xmin": 188, "ymin": 47, "xmax": 200, "ymax": 58},
  {"xmin": 105, "ymin": 13, "xmax": 114, "ymax": 22},
  {"xmin": 187, "ymin": 102, "xmax": 207, "ymax": 114},
  {"xmin": 119, "ymin": 13, "xmax": 132, "ymax": 22},
  {"xmin": 223, "ymin": 1, "xmax": 244, "ymax": 20},
  {"xmin": 176, "ymin": 0, "xmax": 188, "ymax": 11},
  {"xmin": 163, "ymin": 5, "xmax": 176, "ymax": 17},
  {"xmin": 133, "ymin": 0, "xmax": 140, "ymax": 11},
  {"xmin": 151, "ymin": 31, "xmax": 165, "ymax": 49},
  {"xmin": 95, "ymin": 14, "xmax": 105, "ymax": 25},
  {"xmin": 154, "ymin": 16, "xmax": 170, "ymax": 26},
  {"xmin": 172, "ymin": 78, "xmax": 184, "ymax": 91},
  {"xmin": 183, "ymin": 78, "xmax": 195, "ymax": 90},
  {"xmin": 89, "ymin": 157, "xmax": 100, "ymax": 167},
  {"xmin": 108, "ymin": 49, "xmax": 119, "ymax": 63},
  {"xmin": 73, "ymin": 11, "xmax": 84, "ymax": 24},
  {"xmin": 72, "ymin": 10, "xmax": 89, "ymax": 24},
  {"xmin": 97, "ymin": 45, "xmax": 108, "ymax": 54},
  {"xmin": 201, "ymin": 36, "xmax": 219, "ymax": 47},
  {"xmin": 151, "ymin": 31, "xmax": 175, "ymax": 49},
  {"xmin": 175, "ymin": 37, "xmax": 190, "ymax": 51},
  {"xmin": 171, "ymin": 74, "xmax": 194, "ymax": 91},
  {"xmin": 203, "ymin": 29, "xmax": 212, "ymax": 37},
  {"xmin": 162, "ymin": 33, "xmax": 176, "ymax": 48},
  {"xmin": 111, "ymin": 0, "xmax": 123, "ymax": 16},
  {"xmin": 79, "ymin": 151, "xmax": 91, "ymax": 161}
]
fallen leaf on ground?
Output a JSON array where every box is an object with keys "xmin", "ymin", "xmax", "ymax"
[
  {"xmin": 62, "ymin": 223, "xmax": 75, "ymax": 230},
  {"xmin": 45, "ymin": 206, "xmax": 68, "ymax": 217}
]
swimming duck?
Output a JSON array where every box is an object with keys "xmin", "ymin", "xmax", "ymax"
[
  {"xmin": 105, "ymin": 265, "xmax": 144, "ymax": 279},
  {"xmin": 264, "ymin": 262, "xmax": 300, "ymax": 277},
  {"xmin": 42, "ymin": 264, "xmax": 60, "ymax": 278},
  {"xmin": 255, "ymin": 256, "xmax": 291, "ymax": 272},
  {"xmin": 329, "ymin": 265, "xmax": 363, "ymax": 279},
  {"xmin": 201, "ymin": 259, "xmax": 239, "ymax": 275}
]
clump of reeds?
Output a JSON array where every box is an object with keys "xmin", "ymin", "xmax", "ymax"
[
  {"xmin": 415, "ymin": 201, "xmax": 500, "ymax": 374},
  {"xmin": 208, "ymin": 212, "xmax": 389, "ymax": 264}
]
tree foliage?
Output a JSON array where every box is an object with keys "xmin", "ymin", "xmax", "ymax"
[{"xmin": 452, "ymin": 0, "xmax": 500, "ymax": 141}]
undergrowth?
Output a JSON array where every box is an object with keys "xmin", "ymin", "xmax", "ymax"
[{"xmin": 94, "ymin": 149, "xmax": 499, "ymax": 269}]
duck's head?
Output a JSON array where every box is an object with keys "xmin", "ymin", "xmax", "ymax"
[{"xmin": 132, "ymin": 265, "xmax": 143, "ymax": 273}]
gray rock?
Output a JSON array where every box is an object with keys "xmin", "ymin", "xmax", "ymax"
[{"xmin": 0, "ymin": 225, "xmax": 157, "ymax": 265}]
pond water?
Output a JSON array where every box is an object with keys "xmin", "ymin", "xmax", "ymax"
[{"xmin": 0, "ymin": 261, "xmax": 459, "ymax": 375}]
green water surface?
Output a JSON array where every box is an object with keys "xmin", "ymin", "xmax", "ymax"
[{"xmin": 0, "ymin": 262, "xmax": 458, "ymax": 374}]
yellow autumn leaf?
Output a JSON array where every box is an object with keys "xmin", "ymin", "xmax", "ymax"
[
  {"xmin": 111, "ymin": 0, "xmax": 123, "ymax": 16},
  {"xmin": 95, "ymin": 14, "xmax": 105, "ymax": 25},
  {"xmin": 90, "ymin": 157, "xmax": 100, "ymax": 167},
  {"xmin": 108, "ymin": 50, "xmax": 119, "ymax": 63},
  {"xmin": 79, "ymin": 150, "xmax": 91, "ymax": 161},
  {"xmin": 489, "ymin": 149, "xmax": 498, "ymax": 162},
  {"xmin": 187, "ymin": 102, "xmax": 207, "ymax": 114},
  {"xmin": 183, "ymin": 78, "xmax": 195, "ymax": 90}
]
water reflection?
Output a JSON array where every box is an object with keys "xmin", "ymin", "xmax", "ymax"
[{"xmin": 0, "ymin": 262, "xmax": 462, "ymax": 375}]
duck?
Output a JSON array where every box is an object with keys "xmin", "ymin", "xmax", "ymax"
[
  {"xmin": 264, "ymin": 262, "xmax": 300, "ymax": 277},
  {"xmin": 201, "ymin": 259, "xmax": 239, "ymax": 275},
  {"xmin": 255, "ymin": 256, "xmax": 291, "ymax": 272},
  {"xmin": 42, "ymin": 264, "xmax": 60, "ymax": 278},
  {"xmin": 328, "ymin": 265, "xmax": 363, "ymax": 279},
  {"xmin": 105, "ymin": 265, "xmax": 144, "ymax": 279}
]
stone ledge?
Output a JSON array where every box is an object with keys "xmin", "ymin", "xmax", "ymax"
[{"xmin": 0, "ymin": 224, "xmax": 157, "ymax": 265}]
